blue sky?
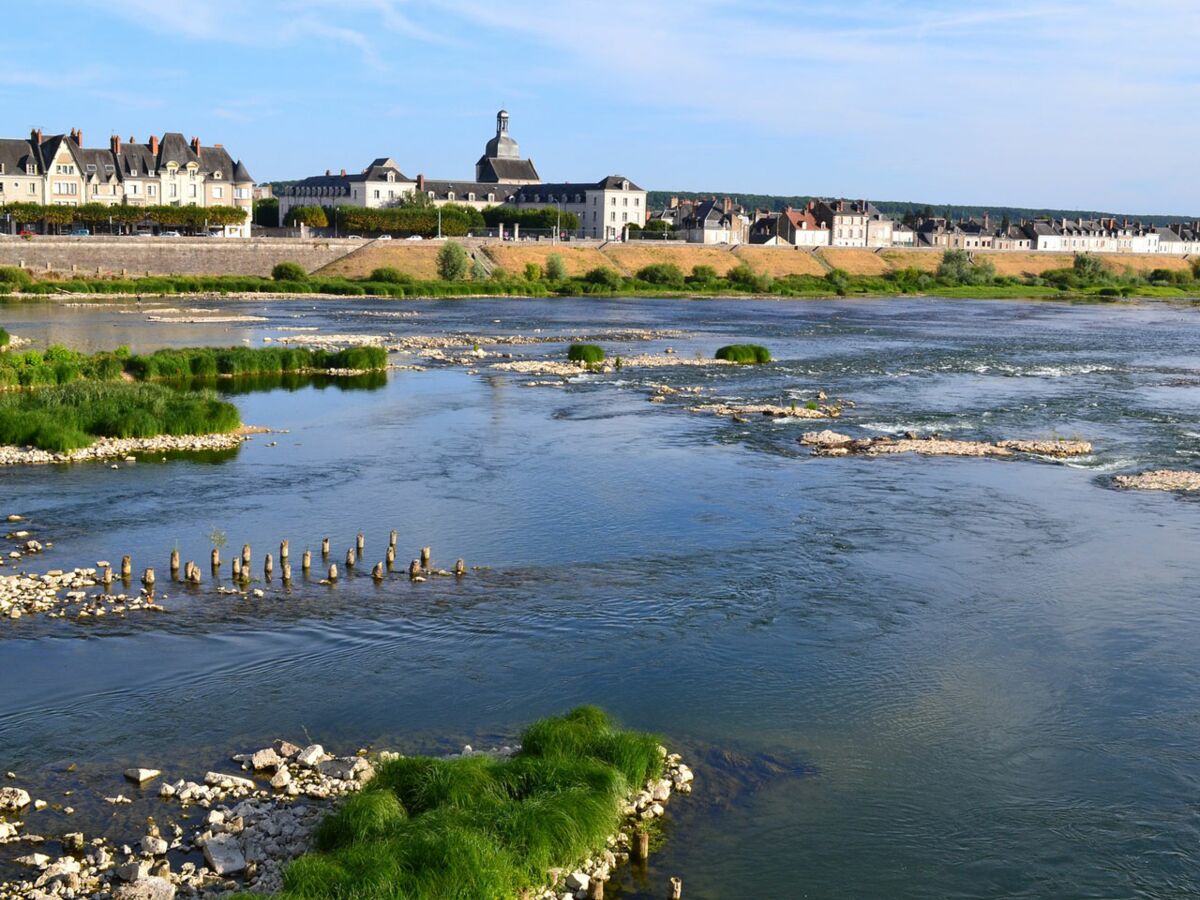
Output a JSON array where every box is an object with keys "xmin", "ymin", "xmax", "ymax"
[{"xmin": 5, "ymin": 1, "xmax": 1198, "ymax": 215}]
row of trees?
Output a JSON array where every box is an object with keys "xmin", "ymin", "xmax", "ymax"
[
  {"xmin": 1, "ymin": 202, "xmax": 247, "ymax": 232},
  {"xmin": 259, "ymin": 199, "xmax": 584, "ymax": 237}
]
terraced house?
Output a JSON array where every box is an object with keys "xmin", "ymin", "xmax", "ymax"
[{"xmin": 0, "ymin": 128, "xmax": 254, "ymax": 236}]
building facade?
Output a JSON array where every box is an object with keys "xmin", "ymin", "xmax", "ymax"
[
  {"xmin": 0, "ymin": 128, "xmax": 254, "ymax": 235},
  {"xmin": 508, "ymin": 176, "xmax": 647, "ymax": 240}
]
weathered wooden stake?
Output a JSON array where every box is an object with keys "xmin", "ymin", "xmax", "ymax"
[
  {"xmin": 635, "ymin": 831, "xmax": 650, "ymax": 861},
  {"xmin": 372, "ymin": 562, "xmax": 384, "ymax": 581},
  {"xmin": 389, "ymin": 529, "xmax": 397, "ymax": 548},
  {"xmin": 280, "ymin": 539, "xmax": 289, "ymax": 561},
  {"xmin": 356, "ymin": 532, "xmax": 365, "ymax": 554},
  {"xmin": 232, "ymin": 558, "xmax": 242, "ymax": 580},
  {"xmin": 328, "ymin": 563, "xmax": 338, "ymax": 581},
  {"xmin": 420, "ymin": 546, "xmax": 431, "ymax": 568},
  {"xmin": 241, "ymin": 544, "xmax": 251, "ymax": 567},
  {"xmin": 169, "ymin": 549, "xmax": 180, "ymax": 575},
  {"xmin": 588, "ymin": 879, "xmax": 605, "ymax": 900},
  {"xmin": 321, "ymin": 537, "xmax": 330, "ymax": 556},
  {"xmin": 187, "ymin": 563, "xmax": 201, "ymax": 585},
  {"xmin": 346, "ymin": 548, "xmax": 356, "ymax": 568},
  {"xmin": 102, "ymin": 565, "xmax": 113, "ymax": 587},
  {"xmin": 408, "ymin": 559, "xmax": 421, "ymax": 579},
  {"xmin": 302, "ymin": 549, "xmax": 312, "ymax": 572},
  {"xmin": 211, "ymin": 547, "xmax": 220, "ymax": 569},
  {"xmin": 670, "ymin": 877, "xmax": 682, "ymax": 899},
  {"xmin": 264, "ymin": 553, "xmax": 274, "ymax": 578},
  {"xmin": 454, "ymin": 558, "xmax": 465, "ymax": 576},
  {"xmin": 142, "ymin": 568, "xmax": 156, "ymax": 589},
  {"xmin": 385, "ymin": 546, "xmax": 396, "ymax": 568},
  {"xmin": 121, "ymin": 555, "xmax": 132, "ymax": 578},
  {"xmin": 282, "ymin": 562, "xmax": 292, "ymax": 583}
]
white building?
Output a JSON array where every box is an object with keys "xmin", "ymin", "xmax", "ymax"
[{"xmin": 508, "ymin": 176, "xmax": 647, "ymax": 241}]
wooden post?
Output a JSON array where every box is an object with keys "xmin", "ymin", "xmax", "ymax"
[
  {"xmin": 241, "ymin": 544, "xmax": 251, "ymax": 567},
  {"xmin": 385, "ymin": 546, "xmax": 395, "ymax": 568},
  {"xmin": 328, "ymin": 563, "xmax": 338, "ymax": 581},
  {"xmin": 670, "ymin": 877, "xmax": 682, "ymax": 899},
  {"xmin": 264, "ymin": 553, "xmax": 274, "ymax": 578},
  {"xmin": 588, "ymin": 879, "xmax": 605, "ymax": 899},
  {"xmin": 302, "ymin": 549, "xmax": 312, "ymax": 572},
  {"xmin": 121, "ymin": 555, "xmax": 132, "ymax": 578},
  {"xmin": 169, "ymin": 549, "xmax": 180, "ymax": 575},
  {"xmin": 635, "ymin": 831, "xmax": 650, "ymax": 861},
  {"xmin": 420, "ymin": 546, "xmax": 431, "ymax": 568},
  {"xmin": 454, "ymin": 558, "xmax": 465, "ymax": 576},
  {"xmin": 346, "ymin": 548, "xmax": 356, "ymax": 568},
  {"xmin": 372, "ymin": 561, "xmax": 384, "ymax": 581},
  {"xmin": 187, "ymin": 563, "xmax": 201, "ymax": 585},
  {"xmin": 211, "ymin": 547, "xmax": 220, "ymax": 570},
  {"xmin": 408, "ymin": 559, "xmax": 421, "ymax": 579},
  {"xmin": 280, "ymin": 539, "xmax": 289, "ymax": 561},
  {"xmin": 321, "ymin": 537, "xmax": 330, "ymax": 557},
  {"xmin": 142, "ymin": 568, "xmax": 156, "ymax": 589},
  {"xmin": 232, "ymin": 558, "xmax": 242, "ymax": 580},
  {"xmin": 389, "ymin": 529, "xmax": 397, "ymax": 548},
  {"xmin": 102, "ymin": 565, "xmax": 113, "ymax": 588},
  {"xmin": 356, "ymin": 532, "xmax": 365, "ymax": 554},
  {"xmin": 282, "ymin": 562, "xmax": 292, "ymax": 583}
]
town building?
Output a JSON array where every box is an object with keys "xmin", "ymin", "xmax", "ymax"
[
  {"xmin": 0, "ymin": 128, "xmax": 254, "ymax": 235},
  {"xmin": 279, "ymin": 158, "xmax": 415, "ymax": 220},
  {"xmin": 811, "ymin": 199, "xmax": 893, "ymax": 247},
  {"xmin": 506, "ymin": 176, "xmax": 647, "ymax": 240},
  {"xmin": 679, "ymin": 198, "xmax": 748, "ymax": 245}
]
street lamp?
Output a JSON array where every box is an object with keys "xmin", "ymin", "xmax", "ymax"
[
  {"xmin": 555, "ymin": 202, "xmax": 562, "ymax": 244},
  {"xmin": 437, "ymin": 206, "xmax": 442, "ymax": 239}
]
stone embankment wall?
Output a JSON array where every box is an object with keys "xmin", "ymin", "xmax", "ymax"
[{"xmin": 0, "ymin": 237, "xmax": 363, "ymax": 277}]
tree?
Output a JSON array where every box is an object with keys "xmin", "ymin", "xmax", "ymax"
[
  {"xmin": 523, "ymin": 262, "xmax": 542, "ymax": 282},
  {"xmin": 584, "ymin": 267, "xmax": 622, "ymax": 289},
  {"xmin": 285, "ymin": 205, "xmax": 328, "ymax": 228},
  {"xmin": 436, "ymin": 241, "xmax": 468, "ymax": 280},
  {"xmin": 636, "ymin": 263, "xmax": 685, "ymax": 287},
  {"xmin": 253, "ymin": 198, "xmax": 280, "ymax": 227},
  {"xmin": 689, "ymin": 265, "xmax": 718, "ymax": 284},
  {"xmin": 1072, "ymin": 253, "xmax": 1106, "ymax": 284},
  {"xmin": 544, "ymin": 253, "xmax": 567, "ymax": 282},
  {"xmin": 272, "ymin": 261, "xmax": 308, "ymax": 281}
]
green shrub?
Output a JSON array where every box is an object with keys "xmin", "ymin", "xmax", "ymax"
[
  {"xmin": 567, "ymin": 343, "xmax": 605, "ymax": 364},
  {"xmin": 272, "ymin": 261, "xmax": 309, "ymax": 282},
  {"xmin": 0, "ymin": 328, "xmax": 8, "ymax": 348},
  {"xmin": 437, "ymin": 241, "xmax": 469, "ymax": 281},
  {"xmin": 523, "ymin": 262, "xmax": 542, "ymax": 282},
  {"xmin": 0, "ymin": 266, "xmax": 33, "ymax": 289},
  {"xmin": 369, "ymin": 267, "xmax": 412, "ymax": 284},
  {"xmin": 689, "ymin": 265, "xmax": 718, "ymax": 285},
  {"xmin": 636, "ymin": 263, "xmax": 685, "ymax": 288},
  {"xmin": 544, "ymin": 253, "xmax": 567, "ymax": 282},
  {"xmin": 715, "ymin": 344, "xmax": 772, "ymax": 364},
  {"xmin": 583, "ymin": 267, "xmax": 622, "ymax": 289}
]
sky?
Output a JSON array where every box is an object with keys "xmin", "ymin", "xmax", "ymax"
[{"xmin": 4, "ymin": 1, "xmax": 1198, "ymax": 216}]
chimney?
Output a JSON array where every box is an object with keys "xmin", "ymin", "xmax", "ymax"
[
  {"xmin": 325, "ymin": 169, "xmax": 331, "ymax": 176},
  {"xmin": 723, "ymin": 197, "xmax": 733, "ymax": 214},
  {"xmin": 213, "ymin": 143, "xmax": 223, "ymax": 148},
  {"xmin": 417, "ymin": 174, "xmax": 425, "ymax": 191},
  {"xmin": 75, "ymin": 129, "xmax": 82, "ymax": 147},
  {"xmin": 31, "ymin": 128, "xmax": 42, "ymax": 145},
  {"xmin": 339, "ymin": 168, "xmax": 346, "ymax": 177},
  {"xmin": 190, "ymin": 136, "xmax": 201, "ymax": 154},
  {"xmin": 150, "ymin": 134, "xmax": 159, "ymax": 155},
  {"xmin": 110, "ymin": 134, "xmax": 121, "ymax": 155},
  {"xmin": 129, "ymin": 135, "xmax": 136, "ymax": 143}
]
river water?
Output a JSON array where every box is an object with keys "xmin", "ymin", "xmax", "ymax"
[{"xmin": 3, "ymin": 295, "xmax": 1200, "ymax": 898}]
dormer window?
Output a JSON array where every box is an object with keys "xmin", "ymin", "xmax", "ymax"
[
  {"xmin": 621, "ymin": 181, "xmax": 629, "ymax": 190},
  {"xmin": 427, "ymin": 191, "xmax": 434, "ymax": 199},
  {"xmin": 387, "ymin": 172, "xmax": 395, "ymax": 183},
  {"xmin": 447, "ymin": 192, "xmax": 455, "ymax": 201},
  {"xmin": 487, "ymin": 193, "xmax": 495, "ymax": 202},
  {"xmin": 467, "ymin": 193, "xmax": 475, "ymax": 202},
  {"xmin": 213, "ymin": 171, "xmax": 221, "ymax": 179}
]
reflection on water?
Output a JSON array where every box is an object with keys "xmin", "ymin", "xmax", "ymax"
[{"xmin": 3, "ymin": 296, "xmax": 1200, "ymax": 897}]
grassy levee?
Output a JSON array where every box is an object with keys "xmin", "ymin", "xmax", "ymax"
[
  {"xmin": 0, "ymin": 382, "xmax": 240, "ymax": 452},
  {"xmin": 258, "ymin": 707, "xmax": 664, "ymax": 900}
]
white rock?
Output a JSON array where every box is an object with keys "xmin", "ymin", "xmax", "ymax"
[
  {"xmin": 295, "ymin": 744, "xmax": 324, "ymax": 767},
  {"xmin": 142, "ymin": 834, "xmax": 169, "ymax": 855},
  {"xmin": 316, "ymin": 757, "xmax": 367, "ymax": 781},
  {"xmin": 125, "ymin": 768, "xmax": 162, "ymax": 784},
  {"xmin": 202, "ymin": 832, "xmax": 247, "ymax": 875},
  {"xmin": 0, "ymin": 786, "xmax": 31, "ymax": 810},
  {"xmin": 115, "ymin": 860, "xmax": 149, "ymax": 881},
  {"xmin": 565, "ymin": 871, "xmax": 590, "ymax": 892},
  {"xmin": 250, "ymin": 748, "xmax": 283, "ymax": 770},
  {"xmin": 270, "ymin": 768, "xmax": 291, "ymax": 789},
  {"xmin": 15, "ymin": 852, "xmax": 50, "ymax": 867},
  {"xmin": 205, "ymin": 771, "xmax": 255, "ymax": 790},
  {"xmin": 113, "ymin": 876, "xmax": 177, "ymax": 900}
]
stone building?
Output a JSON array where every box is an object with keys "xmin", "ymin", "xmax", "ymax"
[
  {"xmin": 0, "ymin": 128, "xmax": 254, "ymax": 236},
  {"xmin": 507, "ymin": 176, "xmax": 647, "ymax": 240}
]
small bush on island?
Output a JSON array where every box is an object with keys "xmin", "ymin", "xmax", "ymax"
[
  {"xmin": 567, "ymin": 343, "xmax": 605, "ymax": 364},
  {"xmin": 369, "ymin": 267, "xmax": 413, "ymax": 285},
  {"xmin": 0, "ymin": 381, "xmax": 240, "ymax": 451},
  {"xmin": 715, "ymin": 344, "xmax": 772, "ymax": 364},
  {"xmin": 268, "ymin": 707, "xmax": 663, "ymax": 900},
  {"xmin": 272, "ymin": 261, "xmax": 308, "ymax": 282},
  {"xmin": 635, "ymin": 262, "xmax": 685, "ymax": 288},
  {"xmin": 436, "ymin": 241, "xmax": 469, "ymax": 281}
]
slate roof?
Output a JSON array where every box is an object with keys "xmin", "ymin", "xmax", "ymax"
[
  {"xmin": 476, "ymin": 156, "xmax": 540, "ymax": 183},
  {"xmin": 510, "ymin": 176, "xmax": 643, "ymax": 202},
  {"xmin": 420, "ymin": 180, "xmax": 519, "ymax": 201},
  {"xmin": 0, "ymin": 138, "xmax": 40, "ymax": 175}
]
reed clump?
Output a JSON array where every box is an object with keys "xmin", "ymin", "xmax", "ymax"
[
  {"xmin": 124, "ymin": 345, "xmax": 388, "ymax": 379},
  {"xmin": 272, "ymin": 706, "xmax": 663, "ymax": 900},
  {"xmin": 567, "ymin": 344, "xmax": 606, "ymax": 365},
  {"xmin": 715, "ymin": 344, "xmax": 772, "ymax": 364}
]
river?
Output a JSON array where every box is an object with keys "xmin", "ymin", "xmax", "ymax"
[{"xmin": 2, "ymin": 294, "xmax": 1200, "ymax": 898}]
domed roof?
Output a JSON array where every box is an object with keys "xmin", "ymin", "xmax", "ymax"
[{"xmin": 485, "ymin": 131, "xmax": 520, "ymax": 160}]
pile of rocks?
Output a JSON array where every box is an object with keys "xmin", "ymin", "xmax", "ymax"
[
  {"xmin": 692, "ymin": 401, "xmax": 842, "ymax": 421},
  {"xmin": 0, "ymin": 432, "xmax": 250, "ymax": 467},
  {"xmin": 800, "ymin": 430, "xmax": 1093, "ymax": 459},
  {"xmin": 1112, "ymin": 469, "xmax": 1200, "ymax": 492},
  {"xmin": 0, "ymin": 568, "xmax": 165, "ymax": 621}
]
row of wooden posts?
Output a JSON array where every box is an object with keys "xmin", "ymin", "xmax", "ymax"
[{"xmin": 103, "ymin": 529, "xmax": 466, "ymax": 591}]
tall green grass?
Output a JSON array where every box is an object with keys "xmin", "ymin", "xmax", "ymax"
[
  {"xmin": 567, "ymin": 344, "xmax": 606, "ymax": 365},
  {"xmin": 0, "ymin": 327, "xmax": 9, "ymax": 348},
  {"xmin": 0, "ymin": 382, "xmax": 241, "ymax": 451},
  {"xmin": 715, "ymin": 344, "xmax": 772, "ymax": 364},
  {"xmin": 269, "ymin": 706, "xmax": 663, "ymax": 900},
  {"xmin": 124, "ymin": 345, "xmax": 387, "ymax": 380}
]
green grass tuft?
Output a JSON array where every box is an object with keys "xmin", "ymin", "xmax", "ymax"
[
  {"xmin": 567, "ymin": 344, "xmax": 605, "ymax": 365},
  {"xmin": 715, "ymin": 344, "xmax": 772, "ymax": 364},
  {"xmin": 273, "ymin": 706, "xmax": 665, "ymax": 900}
]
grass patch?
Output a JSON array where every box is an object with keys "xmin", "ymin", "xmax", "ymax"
[
  {"xmin": 715, "ymin": 344, "xmax": 772, "ymax": 364},
  {"xmin": 567, "ymin": 344, "xmax": 606, "ymax": 365},
  {"xmin": 0, "ymin": 327, "xmax": 8, "ymax": 348},
  {"xmin": 122, "ymin": 345, "xmax": 387, "ymax": 380},
  {"xmin": 0, "ymin": 381, "xmax": 241, "ymax": 451},
  {"xmin": 268, "ymin": 706, "xmax": 663, "ymax": 900}
]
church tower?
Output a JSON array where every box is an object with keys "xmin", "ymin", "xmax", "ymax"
[{"xmin": 475, "ymin": 109, "xmax": 540, "ymax": 184}]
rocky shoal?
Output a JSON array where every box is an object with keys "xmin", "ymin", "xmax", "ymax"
[
  {"xmin": 799, "ymin": 430, "xmax": 1093, "ymax": 459},
  {"xmin": 0, "ymin": 432, "xmax": 252, "ymax": 467},
  {"xmin": 0, "ymin": 739, "xmax": 694, "ymax": 900},
  {"xmin": 1111, "ymin": 469, "xmax": 1200, "ymax": 492},
  {"xmin": 691, "ymin": 401, "xmax": 848, "ymax": 421}
]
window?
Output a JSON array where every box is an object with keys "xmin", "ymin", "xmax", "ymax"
[
  {"xmin": 170, "ymin": 184, "xmax": 177, "ymax": 198},
  {"xmin": 623, "ymin": 197, "xmax": 628, "ymax": 206},
  {"xmin": 487, "ymin": 193, "xmax": 495, "ymax": 202},
  {"xmin": 213, "ymin": 186, "xmax": 223, "ymax": 199},
  {"xmin": 610, "ymin": 197, "xmax": 616, "ymax": 206},
  {"xmin": 447, "ymin": 192, "xmax": 455, "ymax": 201},
  {"xmin": 634, "ymin": 198, "xmax": 640, "ymax": 206},
  {"xmin": 388, "ymin": 190, "xmax": 395, "ymax": 199},
  {"xmin": 129, "ymin": 183, "xmax": 139, "ymax": 195},
  {"xmin": 213, "ymin": 171, "xmax": 221, "ymax": 179},
  {"xmin": 373, "ymin": 190, "xmax": 380, "ymax": 199},
  {"xmin": 610, "ymin": 212, "xmax": 616, "ymax": 222},
  {"xmin": 622, "ymin": 212, "xmax": 628, "ymax": 222},
  {"xmin": 148, "ymin": 184, "xmax": 157, "ymax": 197},
  {"xmin": 28, "ymin": 183, "xmax": 35, "ymax": 194},
  {"xmin": 467, "ymin": 193, "xmax": 475, "ymax": 202},
  {"xmin": 189, "ymin": 185, "xmax": 197, "ymax": 198}
]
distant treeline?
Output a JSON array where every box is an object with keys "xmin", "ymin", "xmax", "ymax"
[{"xmin": 645, "ymin": 191, "xmax": 1194, "ymax": 227}]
